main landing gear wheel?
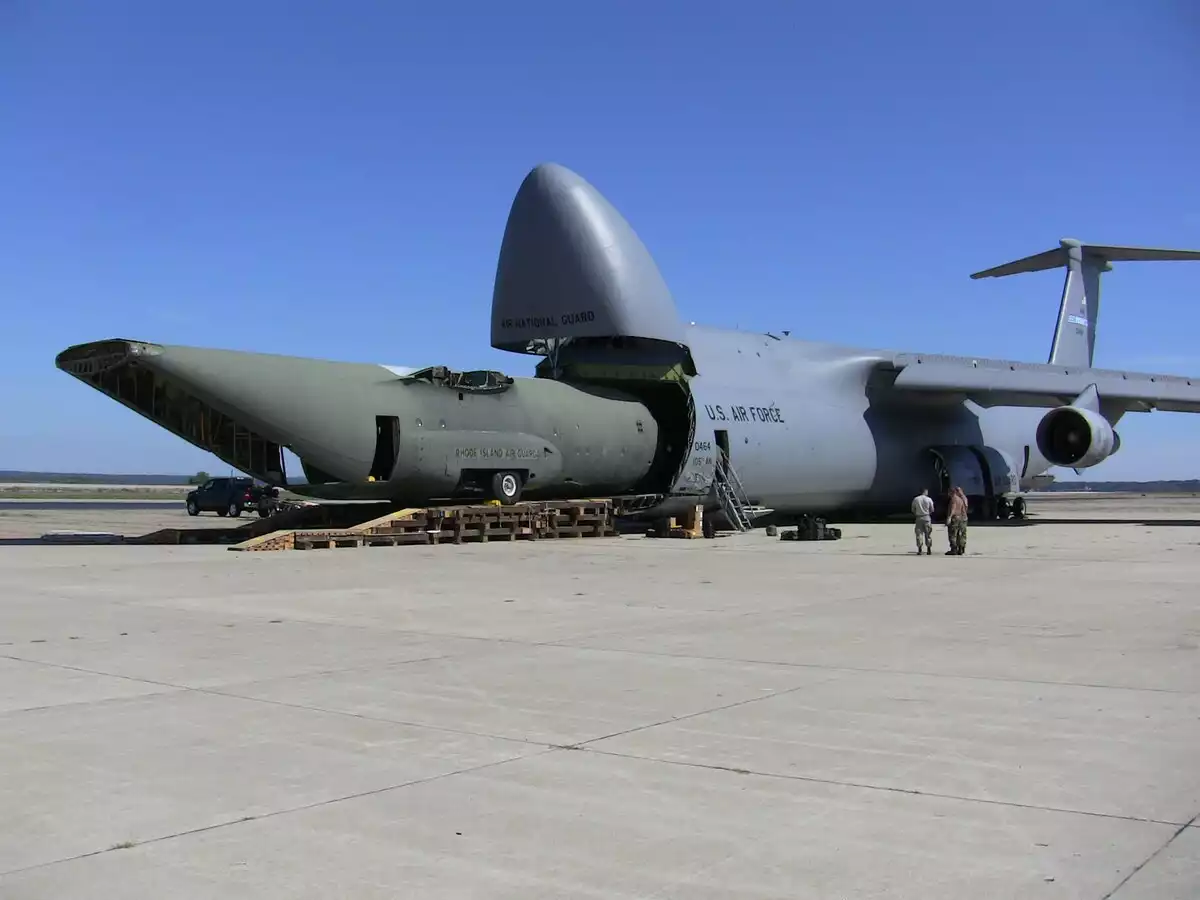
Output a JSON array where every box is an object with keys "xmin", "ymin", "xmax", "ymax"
[
  {"xmin": 491, "ymin": 471, "xmax": 522, "ymax": 505},
  {"xmin": 1011, "ymin": 497, "xmax": 1027, "ymax": 520}
]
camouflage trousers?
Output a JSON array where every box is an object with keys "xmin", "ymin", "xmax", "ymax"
[
  {"xmin": 947, "ymin": 516, "xmax": 968, "ymax": 554},
  {"xmin": 914, "ymin": 515, "xmax": 932, "ymax": 552}
]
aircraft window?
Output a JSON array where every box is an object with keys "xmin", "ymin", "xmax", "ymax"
[
  {"xmin": 456, "ymin": 370, "xmax": 513, "ymax": 391},
  {"xmin": 402, "ymin": 365, "xmax": 513, "ymax": 393}
]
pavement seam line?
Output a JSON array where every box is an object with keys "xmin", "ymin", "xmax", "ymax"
[
  {"xmin": 579, "ymin": 745, "xmax": 1188, "ymax": 829},
  {"xmin": 0, "ymin": 648, "xmax": 832, "ymax": 755},
  {"xmin": 0, "ymin": 651, "xmax": 555, "ymax": 747},
  {"xmin": 540, "ymin": 643, "xmax": 1199, "ymax": 696},
  {"xmin": 547, "ymin": 586, "xmax": 921, "ymax": 647},
  {"xmin": 0, "ymin": 649, "xmax": 539, "ymax": 740},
  {"xmin": 559, "ymin": 673, "xmax": 845, "ymax": 750},
  {"xmin": 202, "ymin": 663, "xmax": 841, "ymax": 751},
  {"xmin": 196, "ymin": 686, "xmax": 552, "ymax": 747},
  {"xmin": 0, "ymin": 654, "xmax": 194, "ymax": 692},
  {"xmin": 0, "ymin": 749, "xmax": 553, "ymax": 880},
  {"xmin": 1098, "ymin": 811, "xmax": 1200, "ymax": 899},
  {"xmin": 0, "ymin": 640, "xmax": 526, "ymax": 704}
]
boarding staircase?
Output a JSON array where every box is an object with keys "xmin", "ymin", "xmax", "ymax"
[{"xmin": 713, "ymin": 460, "xmax": 769, "ymax": 532}]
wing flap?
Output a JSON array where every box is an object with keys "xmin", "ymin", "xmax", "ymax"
[{"xmin": 888, "ymin": 354, "xmax": 1200, "ymax": 413}]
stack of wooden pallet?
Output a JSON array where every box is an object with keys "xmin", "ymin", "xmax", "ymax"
[{"xmin": 228, "ymin": 499, "xmax": 619, "ymax": 552}]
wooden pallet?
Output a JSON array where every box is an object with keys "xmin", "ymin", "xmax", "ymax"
[{"xmin": 228, "ymin": 500, "xmax": 618, "ymax": 552}]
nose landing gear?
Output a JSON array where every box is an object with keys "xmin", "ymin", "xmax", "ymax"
[{"xmin": 490, "ymin": 471, "xmax": 523, "ymax": 505}]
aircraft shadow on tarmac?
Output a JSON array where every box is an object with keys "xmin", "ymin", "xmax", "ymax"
[
  {"xmin": 5, "ymin": 518, "xmax": 1199, "ymax": 549},
  {"xmin": 848, "ymin": 514, "xmax": 1200, "ymax": 528},
  {"xmin": 1013, "ymin": 517, "xmax": 1200, "ymax": 527}
]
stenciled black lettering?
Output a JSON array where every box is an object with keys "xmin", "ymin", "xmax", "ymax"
[
  {"xmin": 503, "ymin": 315, "xmax": 561, "ymax": 329},
  {"xmin": 721, "ymin": 402, "xmax": 786, "ymax": 424},
  {"xmin": 560, "ymin": 309, "xmax": 597, "ymax": 326}
]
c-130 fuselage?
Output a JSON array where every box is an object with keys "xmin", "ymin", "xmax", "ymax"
[{"xmin": 56, "ymin": 164, "xmax": 1200, "ymax": 525}]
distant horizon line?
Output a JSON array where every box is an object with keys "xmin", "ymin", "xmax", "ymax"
[
  {"xmin": 0, "ymin": 469, "xmax": 311, "ymax": 485},
  {"xmin": 1, "ymin": 469, "xmax": 1197, "ymax": 489}
]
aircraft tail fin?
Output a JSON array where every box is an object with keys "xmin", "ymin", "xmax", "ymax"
[{"xmin": 970, "ymin": 240, "xmax": 1200, "ymax": 368}]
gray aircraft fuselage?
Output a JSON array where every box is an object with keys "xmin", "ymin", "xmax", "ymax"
[{"xmin": 55, "ymin": 163, "xmax": 1200, "ymax": 524}]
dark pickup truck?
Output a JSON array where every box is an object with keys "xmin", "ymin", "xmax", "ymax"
[{"xmin": 185, "ymin": 476, "xmax": 280, "ymax": 518}]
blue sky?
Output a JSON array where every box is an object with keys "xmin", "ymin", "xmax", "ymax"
[{"xmin": 2, "ymin": 0, "xmax": 1198, "ymax": 480}]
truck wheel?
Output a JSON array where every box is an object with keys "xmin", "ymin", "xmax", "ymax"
[
  {"xmin": 186, "ymin": 499, "xmax": 199, "ymax": 516},
  {"xmin": 491, "ymin": 471, "xmax": 522, "ymax": 505},
  {"xmin": 227, "ymin": 502, "xmax": 241, "ymax": 518}
]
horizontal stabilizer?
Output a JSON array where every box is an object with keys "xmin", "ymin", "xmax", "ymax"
[
  {"xmin": 888, "ymin": 353, "xmax": 1200, "ymax": 414},
  {"xmin": 970, "ymin": 240, "xmax": 1200, "ymax": 280},
  {"xmin": 969, "ymin": 238, "xmax": 1200, "ymax": 370}
]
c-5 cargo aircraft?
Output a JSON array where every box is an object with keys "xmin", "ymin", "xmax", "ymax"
[{"xmin": 55, "ymin": 163, "xmax": 1200, "ymax": 529}]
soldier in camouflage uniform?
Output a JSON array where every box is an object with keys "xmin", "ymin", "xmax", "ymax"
[{"xmin": 945, "ymin": 486, "xmax": 969, "ymax": 555}]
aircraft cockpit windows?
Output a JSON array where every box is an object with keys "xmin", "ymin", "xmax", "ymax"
[
  {"xmin": 402, "ymin": 366, "xmax": 513, "ymax": 393},
  {"xmin": 456, "ymin": 369, "xmax": 514, "ymax": 391}
]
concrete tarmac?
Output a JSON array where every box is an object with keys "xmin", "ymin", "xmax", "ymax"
[{"xmin": 1, "ymin": 495, "xmax": 1197, "ymax": 898}]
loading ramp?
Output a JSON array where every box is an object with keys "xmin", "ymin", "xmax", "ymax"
[
  {"xmin": 41, "ymin": 494, "xmax": 693, "ymax": 551},
  {"xmin": 129, "ymin": 500, "xmax": 392, "ymax": 546}
]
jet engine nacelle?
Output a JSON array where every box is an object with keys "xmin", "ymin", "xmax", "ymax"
[{"xmin": 1035, "ymin": 405, "xmax": 1119, "ymax": 469}]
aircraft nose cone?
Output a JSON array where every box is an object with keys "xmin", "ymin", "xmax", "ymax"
[{"xmin": 490, "ymin": 163, "xmax": 683, "ymax": 351}]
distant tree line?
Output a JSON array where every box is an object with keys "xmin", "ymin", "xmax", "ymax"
[
  {"xmin": 1035, "ymin": 480, "xmax": 1200, "ymax": 493},
  {"xmin": 1, "ymin": 470, "xmax": 1193, "ymax": 492},
  {"xmin": 0, "ymin": 471, "xmax": 197, "ymax": 485}
]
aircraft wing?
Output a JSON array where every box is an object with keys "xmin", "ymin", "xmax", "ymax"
[{"xmin": 886, "ymin": 353, "xmax": 1200, "ymax": 413}]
